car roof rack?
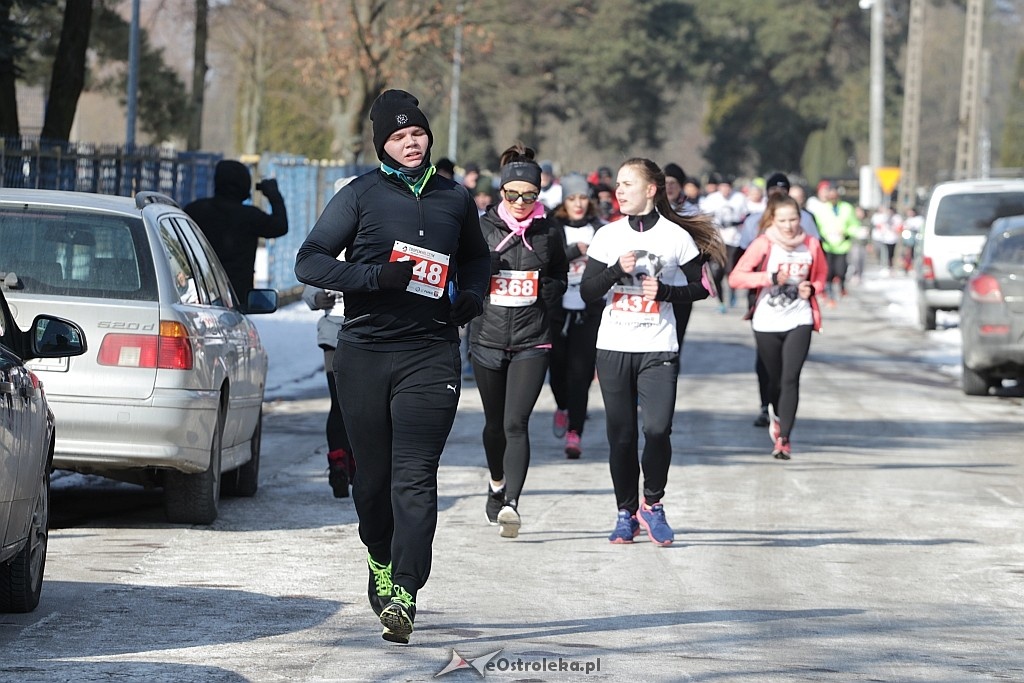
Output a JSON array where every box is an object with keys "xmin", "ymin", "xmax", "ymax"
[{"xmin": 135, "ymin": 191, "xmax": 181, "ymax": 209}]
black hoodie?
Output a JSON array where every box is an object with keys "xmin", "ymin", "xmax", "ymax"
[{"xmin": 184, "ymin": 160, "xmax": 288, "ymax": 301}]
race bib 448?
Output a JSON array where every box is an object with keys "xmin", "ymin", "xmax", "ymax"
[{"xmin": 390, "ymin": 240, "xmax": 450, "ymax": 299}]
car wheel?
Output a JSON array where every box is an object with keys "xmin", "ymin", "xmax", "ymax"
[
  {"xmin": 919, "ymin": 299, "xmax": 937, "ymax": 331},
  {"xmin": 0, "ymin": 465, "xmax": 50, "ymax": 613},
  {"xmin": 962, "ymin": 363, "xmax": 991, "ymax": 396},
  {"xmin": 222, "ymin": 409, "xmax": 260, "ymax": 498},
  {"xmin": 164, "ymin": 407, "xmax": 223, "ymax": 524}
]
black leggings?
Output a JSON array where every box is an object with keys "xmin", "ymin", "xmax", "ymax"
[
  {"xmin": 753, "ymin": 325, "xmax": 812, "ymax": 440},
  {"xmin": 825, "ymin": 252, "xmax": 848, "ymax": 298},
  {"xmin": 595, "ymin": 350, "xmax": 678, "ymax": 514},
  {"xmin": 335, "ymin": 340, "xmax": 461, "ymax": 593},
  {"xmin": 323, "ymin": 348, "xmax": 351, "ymax": 455},
  {"xmin": 472, "ymin": 348, "xmax": 549, "ymax": 504},
  {"xmin": 548, "ymin": 310, "xmax": 600, "ymax": 434}
]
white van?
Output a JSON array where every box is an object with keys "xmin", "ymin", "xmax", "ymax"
[{"xmin": 915, "ymin": 179, "xmax": 1024, "ymax": 330}]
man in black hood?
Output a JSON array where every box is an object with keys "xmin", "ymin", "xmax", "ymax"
[{"xmin": 185, "ymin": 160, "xmax": 288, "ymax": 305}]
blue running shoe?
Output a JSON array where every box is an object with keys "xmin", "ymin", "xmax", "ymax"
[
  {"xmin": 608, "ymin": 509, "xmax": 640, "ymax": 544},
  {"xmin": 637, "ymin": 502, "xmax": 674, "ymax": 546}
]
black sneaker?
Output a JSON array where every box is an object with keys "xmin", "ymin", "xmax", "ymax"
[
  {"xmin": 367, "ymin": 554, "xmax": 392, "ymax": 616},
  {"xmin": 380, "ymin": 585, "xmax": 416, "ymax": 644},
  {"xmin": 328, "ymin": 464, "xmax": 349, "ymax": 498},
  {"xmin": 753, "ymin": 407, "xmax": 770, "ymax": 427},
  {"xmin": 486, "ymin": 485, "xmax": 505, "ymax": 525}
]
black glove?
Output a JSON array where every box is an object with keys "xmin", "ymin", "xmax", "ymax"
[
  {"xmin": 255, "ymin": 178, "xmax": 282, "ymax": 200},
  {"xmin": 450, "ymin": 290, "xmax": 483, "ymax": 326},
  {"xmin": 377, "ymin": 260, "xmax": 415, "ymax": 290},
  {"xmin": 489, "ymin": 251, "xmax": 503, "ymax": 275},
  {"xmin": 312, "ymin": 290, "xmax": 335, "ymax": 309},
  {"xmin": 540, "ymin": 276, "xmax": 565, "ymax": 308}
]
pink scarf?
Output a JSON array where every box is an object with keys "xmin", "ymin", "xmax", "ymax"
[
  {"xmin": 764, "ymin": 225, "xmax": 806, "ymax": 251},
  {"xmin": 495, "ymin": 200, "xmax": 546, "ymax": 252}
]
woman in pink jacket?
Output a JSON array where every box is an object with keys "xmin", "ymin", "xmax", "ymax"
[{"xmin": 729, "ymin": 195, "xmax": 827, "ymax": 460}]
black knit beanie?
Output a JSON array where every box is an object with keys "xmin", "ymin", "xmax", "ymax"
[{"xmin": 370, "ymin": 89, "xmax": 433, "ymax": 164}]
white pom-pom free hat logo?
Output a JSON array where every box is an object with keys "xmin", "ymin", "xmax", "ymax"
[{"xmin": 396, "ymin": 114, "xmax": 408, "ymax": 125}]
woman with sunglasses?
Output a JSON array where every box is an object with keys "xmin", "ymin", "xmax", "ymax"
[
  {"xmin": 547, "ymin": 173, "xmax": 604, "ymax": 459},
  {"xmin": 580, "ymin": 158, "xmax": 724, "ymax": 546},
  {"xmin": 472, "ymin": 143, "xmax": 568, "ymax": 539}
]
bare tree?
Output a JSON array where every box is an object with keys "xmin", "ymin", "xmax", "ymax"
[{"xmin": 303, "ymin": 0, "xmax": 455, "ymax": 162}]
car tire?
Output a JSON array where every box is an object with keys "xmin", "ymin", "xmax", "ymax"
[
  {"xmin": 0, "ymin": 464, "xmax": 50, "ymax": 613},
  {"xmin": 222, "ymin": 409, "xmax": 260, "ymax": 498},
  {"xmin": 962, "ymin": 363, "xmax": 991, "ymax": 396},
  {"xmin": 919, "ymin": 299, "xmax": 937, "ymax": 331},
  {"xmin": 164, "ymin": 407, "xmax": 223, "ymax": 524}
]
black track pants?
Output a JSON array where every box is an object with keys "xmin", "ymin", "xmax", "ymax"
[{"xmin": 335, "ymin": 340, "xmax": 461, "ymax": 594}]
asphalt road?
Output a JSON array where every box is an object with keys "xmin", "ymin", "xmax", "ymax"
[{"xmin": 2, "ymin": 272, "xmax": 1022, "ymax": 682}]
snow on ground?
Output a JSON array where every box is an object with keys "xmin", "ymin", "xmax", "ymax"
[{"xmin": 861, "ymin": 270, "xmax": 963, "ymax": 381}]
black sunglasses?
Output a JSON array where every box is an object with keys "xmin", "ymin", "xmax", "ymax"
[{"xmin": 503, "ymin": 189, "xmax": 539, "ymax": 204}]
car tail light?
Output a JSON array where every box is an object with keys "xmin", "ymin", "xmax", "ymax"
[
  {"xmin": 967, "ymin": 274, "xmax": 1004, "ymax": 304},
  {"xmin": 97, "ymin": 321, "xmax": 194, "ymax": 370},
  {"xmin": 979, "ymin": 324, "xmax": 1011, "ymax": 336},
  {"xmin": 921, "ymin": 256, "xmax": 935, "ymax": 281}
]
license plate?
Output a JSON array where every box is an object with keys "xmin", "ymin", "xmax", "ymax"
[{"xmin": 27, "ymin": 356, "xmax": 69, "ymax": 372}]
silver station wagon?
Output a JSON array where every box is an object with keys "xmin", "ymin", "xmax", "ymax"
[
  {"xmin": 0, "ymin": 189, "xmax": 278, "ymax": 524},
  {"xmin": 0, "ymin": 287, "xmax": 85, "ymax": 612}
]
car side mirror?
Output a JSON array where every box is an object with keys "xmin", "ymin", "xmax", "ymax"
[
  {"xmin": 29, "ymin": 315, "xmax": 87, "ymax": 359},
  {"xmin": 947, "ymin": 259, "xmax": 975, "ymax": 282},
  {"xmin": 245, "ymin": 288, "xmax": 278, "ymax": 314}
]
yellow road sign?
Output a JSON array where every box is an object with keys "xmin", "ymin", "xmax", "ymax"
[{"xmin": 875, "ymin": 167, "xmax": 901, "ymax": 195}]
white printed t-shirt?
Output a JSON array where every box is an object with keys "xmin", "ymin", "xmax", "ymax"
[
  {"xmin": 562, "ymin": 223, "xmax": 597, "ymax": 310},
  {"xmin": 586, "ymin": 214, "xmax": 700, "ymax": 353},
  {"xmin": 751, "ymin": 242, "xmax": 814, "ymax": 333}
]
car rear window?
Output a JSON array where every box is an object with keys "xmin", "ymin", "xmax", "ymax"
[
  {"xmin": 983, "ymin": 228, "xmax": 1024, "ymax": 266},
  {"xmin": 0, "ymin": 206, "xmax": 158, "ymax": 300},
  {"xmin": 934, "ymin": 192, "xmax": 1024, "ymax": 237}
]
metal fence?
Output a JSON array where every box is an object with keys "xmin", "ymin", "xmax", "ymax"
[
  {"xmin": 0, "ymin": 136, "xmax": 373, "ymax": 295},
  {"xmin": 258, "ymin": 156, "xmax": 372, "ymax": 294},
  {"xmin": 0, "ymin": 136, "xmax": 222, "ymax": 207}
]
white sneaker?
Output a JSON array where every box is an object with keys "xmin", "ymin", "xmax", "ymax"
[
  {"xmin": 497, "ymin": 504, "xmax": 521, "ymax": 538},
  {"xmin": 768, "ymin": 405, "xmax": 780, "ymax": 444}
]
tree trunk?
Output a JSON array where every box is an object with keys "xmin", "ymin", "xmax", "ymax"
[
  {"xmin": 0, "ymin": 0, "xmax": 19, "ymax": 137},
  {"xmin": 242, "ymin": 8, "xmax": 265, "ymax": 155},
  {"xmin": 187, "ymin": 0, "xmax": 208, "ymax": 151},
  {"xmin": 41, "ymin": 0, "xmax": 93, "ymax": 141}
]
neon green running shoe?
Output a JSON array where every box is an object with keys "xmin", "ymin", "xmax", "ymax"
[
  {"xmin": 367, "ymin": 555, "xmax": 392, "ymax": 617},
  {"xmin": 380, "ymin": 584, "xmax": 416, "ymax": 644}
]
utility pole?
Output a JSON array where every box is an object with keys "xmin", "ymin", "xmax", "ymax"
[
  {"xmin": 897, "ymin": 0, "xmax": 925, "ymax": 211},
  {"xmin": 859, "ymin": 0, "xmax": 885, "ymax": 209},
  {"xmin": 125, "ymin": 0, "xmax": 140, "ymax": 147},
  {"xmin": 447, "ymin": 2, "xmax": 464, "ymax": 162},
  {"xmin": 954, "ymin": 0, "xmax": 984, "ymax": 179}
]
